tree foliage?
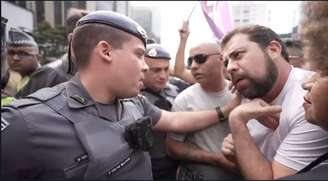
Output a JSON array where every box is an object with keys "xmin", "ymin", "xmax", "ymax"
[{"xmin": 33, "ymin": 21, "xmax": 67, "ymax": 64}]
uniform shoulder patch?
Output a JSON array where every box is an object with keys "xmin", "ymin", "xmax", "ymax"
[
  {"xmin": 1, "ymin": 117, "xmax": 10, "ymax": 132},
  {"xmin": 27, "ymin": 85, "xmax": 64, "ymax": 101}
]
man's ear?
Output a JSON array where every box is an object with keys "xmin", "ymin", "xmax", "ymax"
[
  {"xmin": 97, "ymin": 40, "xmax": 112, "ymax": 63},
  {"xmin": 266, "ymin": 40, "xmax": 282, "ymax": 59}
]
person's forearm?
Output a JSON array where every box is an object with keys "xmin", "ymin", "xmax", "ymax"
[
  {"xmin": 174, "ymin": 39, "xmax": 187, "ymax": 76},
  {"xmin": 230, "ymin": 118, "xmax": 273, "ymax": 179},
  {"xmin": 167, "ymin": 139, "xmax": 217, "ymax": 165},
  {"xmin": 155, "ymin": 102, "xmax": 238, "ymax": 133},
  {"xmin": 162, "ymin": 110, "xmax": 218, "ymax": 133},
  {"xmin": 173, "ymin": 39, "xmax": 196, "ymax": 84},
  {"xmin": 167, "ymin": 138, "xmax": 237, "ymax": 173}
]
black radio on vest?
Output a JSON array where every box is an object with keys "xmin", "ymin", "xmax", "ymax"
[{"xmin": 125, "ymin": 116, "xmax": 153, "ymax": 151}]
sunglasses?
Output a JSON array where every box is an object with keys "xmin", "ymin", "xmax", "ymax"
[{"xmin": 187, "ymin": 53, "xmax": 221, "ymax": 68}]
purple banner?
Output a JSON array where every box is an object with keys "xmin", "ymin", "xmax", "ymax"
[{"xmin": 200, "ymin": 1, "xmax": 234, "ymax": 39}]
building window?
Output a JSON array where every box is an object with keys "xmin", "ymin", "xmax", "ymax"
[
  {"xmin": 77, "ymin": 1, "xmax": 86, "ymax": 9},
  {"xmin": 36, "ymin": 1, "xmax": 45, "ymax": 24},
  {"xmin": 17, "ymin": 1, "xmax": 27, "ymax": 8},
  {"xmin": 64, "ymin": 1, "xmax": 73, "ymax": 19}
]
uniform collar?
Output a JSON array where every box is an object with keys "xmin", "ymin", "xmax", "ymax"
[
  {"xmin": 142, "ymin": 83, "xmax": 177, "ymax": 98},
  {"xmin": 95, "ymin": 99, "xmax": 122, "ymax": 122},
  {"xmin": 66, "ymin": 75, "xmax": 95, "ymax": 109},
  {"xmin": 66, "ymin": 75, "xmax": 123, "ymax": 121}
]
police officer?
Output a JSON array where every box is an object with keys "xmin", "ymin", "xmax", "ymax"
[
  {"xmin": 14, "ymin": 9, "xmax": 89, "ymax": 99},
  {"xmin": 1, "ymin": 11, "xmax": 233, "ymax": 180},
  {"xmin": 141, "ymin": 43, "xmax": 179, "ymax": 180},
  {"xmin": 4, "ymin": 28, "xmax": 41, "ymax": 99}
]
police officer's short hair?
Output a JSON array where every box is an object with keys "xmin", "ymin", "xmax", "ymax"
[
  {"xmin": 72, "ymin": 23, "xmax": 131, "ymax": 68},
  {"xmin": 71, "ymin": 11, "xmax": 147, "ymax": 69}
]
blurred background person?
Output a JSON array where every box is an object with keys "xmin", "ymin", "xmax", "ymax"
[
  {"xmin": 46, "ymin": 8, "xmax": 89, "ymax": 79},
  {"xmin": 4, "ymin": 28, "xmax": 40, "ymax": 99},
  {"xmin": 15, "ymin": 8, "xmax": 89, "ymax": 98},
  {"xmin": 283, "ymin": 38, "xmax": 305, "ymax": 68}
]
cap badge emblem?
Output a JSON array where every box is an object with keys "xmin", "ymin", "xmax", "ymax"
[{"xmin": 148, "ymin": 48, "xmax": 157, "ymax": 57}]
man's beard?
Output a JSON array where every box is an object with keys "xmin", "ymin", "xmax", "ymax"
[{"xmin": 241, "ymin": 52, "xmax": 278, "ymax": 99}]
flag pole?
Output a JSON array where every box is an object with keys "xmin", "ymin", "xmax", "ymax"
[{"xmin": 187, "ymin": 1, "xmax": 198, "ymax": 21}]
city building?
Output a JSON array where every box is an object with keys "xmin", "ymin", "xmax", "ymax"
[
  {"xmin": 3, "ymin": 1, "xmax": 130, "ymax": 29},
  {"xmin": 129, "ymin": 6, "xmax": 161, "ymax": 43},
  {"xmin": 1, "ymin": 1, "xmax": 34, "ymax": 31},
  {"xmin": 231, "ymin": 1, "xmax": 270, "ymax": 27}
]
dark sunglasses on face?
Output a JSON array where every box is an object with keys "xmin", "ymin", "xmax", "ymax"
[{"xmin": 187, "ymin": 53, "xmax": 221, "ymax": 68}]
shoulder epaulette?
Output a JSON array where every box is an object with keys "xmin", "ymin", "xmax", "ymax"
[{"xmin": 26, "ymin": 84, "xmax": 65, "ymax": 101}]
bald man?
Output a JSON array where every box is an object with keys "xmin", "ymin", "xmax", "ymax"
[{"xmin": 167, "ymin": 42, "xmax": 241, "ymax": 179}]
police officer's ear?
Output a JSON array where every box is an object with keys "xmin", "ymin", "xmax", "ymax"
[
  {"xmin": 266, "ymin": 40, "xmax": 282, "ymax": 60},
  {"xmin": 97, "ymin": 40, "xmax": 112, "ymax": 63},
  {"xmin": 67, "ymin": 33, "xmax": 73, "ymax": 42}
]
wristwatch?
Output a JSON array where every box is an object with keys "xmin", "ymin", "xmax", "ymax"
[{"xmin": 215, "ymin": 106, "xmax": 228, "ymax": 123}]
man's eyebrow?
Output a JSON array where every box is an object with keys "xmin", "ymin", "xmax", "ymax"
[{"xmin": 227, "ymin": 47, "xmax": 246, "ymax": 58}]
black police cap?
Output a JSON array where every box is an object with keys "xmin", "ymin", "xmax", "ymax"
[
  {"xmin": 145, "ymin": 43, "xmax": 171, "ymax": 60},
  {"xmin": 77, "ymin": 11, "xmax": 148, "ymax": 47}
]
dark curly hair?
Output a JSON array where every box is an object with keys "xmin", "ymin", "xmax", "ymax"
[{"xmin": 300, "ymin": 1, "xmax": 328, "ymax": 72}]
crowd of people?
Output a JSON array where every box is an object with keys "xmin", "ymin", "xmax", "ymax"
[{"xmin": 1, "ymin": 1, "xmax": 327, "ymax": 180}]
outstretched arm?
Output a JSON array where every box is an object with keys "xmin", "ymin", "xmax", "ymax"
[{"xmin": 153, "ymin": 92, "xmax": 242, "ymax": 133}]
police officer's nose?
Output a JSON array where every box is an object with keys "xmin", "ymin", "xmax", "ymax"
[
  {"xmin": 141, "ymin": 60, "xmax": 149, "ymax": 73},
  {"xmin": 159, "ymin": 70, "xmax": 168, "ymax": 80},
  {"xmin": 12, "ymin": 54, "xmax": 22, "ymax": 61}
]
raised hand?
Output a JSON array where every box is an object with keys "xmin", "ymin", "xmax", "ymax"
[
  {"xmin": 229, "ymin": 98, "xmax": 282, "ymax": 130},
  {"xmin": 178, "ymin": 20, "xmax": 190, "ymax": 41}
]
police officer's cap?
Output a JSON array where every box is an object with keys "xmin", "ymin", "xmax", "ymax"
[
  {"xmin": 8, "ymin": 28, "xmax": 38, "ymax": 48},
  {"xmin": 145, "ymin": 43, "xmax": 171, "ymax": 60},
  {"xmin": 77, "ymin": 11, "xmax": 148, "ymax": 47}
]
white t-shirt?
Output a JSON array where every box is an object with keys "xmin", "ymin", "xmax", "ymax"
[
  {"xmin": 247, "ymin": 68, "xmax": 328, "ymax": 171},
  {"xmin": 170, "ymin": 82, "xmax": 232, "ymax": 152}
]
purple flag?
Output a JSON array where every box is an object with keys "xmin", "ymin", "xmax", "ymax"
[{"xmin": 200, "ymin": 1, "xmax": 234, "ymax": 39}]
